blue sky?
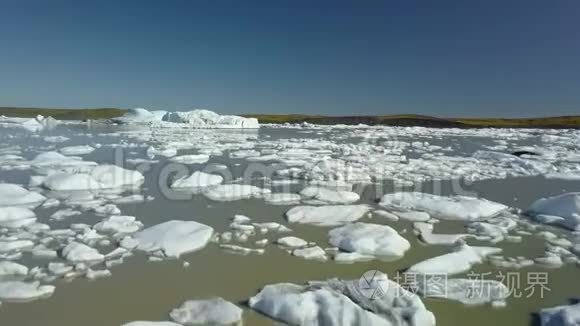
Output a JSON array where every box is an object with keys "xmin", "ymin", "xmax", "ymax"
[{"xmin": 0, "ymin": 0, "xmax": 579, "ymax": 117}]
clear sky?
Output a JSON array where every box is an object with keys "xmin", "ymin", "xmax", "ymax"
[{"xmin": 1, "ymin": 0, "xmax": 579, "ymax": 117}]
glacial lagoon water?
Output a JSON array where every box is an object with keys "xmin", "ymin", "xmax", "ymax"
[{"xmin": 0, "ymin": 121, "xmax": 579, "ymax": 325}]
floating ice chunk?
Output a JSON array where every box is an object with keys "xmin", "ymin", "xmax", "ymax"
[
  {"xmin": 328, "ymin": 223, "xmax": 410, "ymax": 258},
  {"xmin": 122, "ymin": 322, "xmax": 181, "ymax": 326},
  {"xmin": 249, "ymin": 273, "xmax": 435, "ymax": 326},
  {"xmin": 524, "ymin": 193, "xmax": 580, "ymax": 231},
  {"xmin": 44, "ymin": 136, "xmax": 69, "ymax": 143},
  {"xmin": 220, "ymin": 244, "xmax": 265, "ymax": 255},
  {"xmin": 276, "ymin": 236, "xmax": 308, "ymax": 248},
  {"xmin": 264, "ymin": 193, "xmax": 301, "ymax": 205},
  {"xmin": 407, "ymin": 244, "xmax": 501, "ymax": 276},
  {"xmin": 413, "ymin": 222, "xmax": 469, "ymax": 245},
  {"xmin": 418, "ymin": 278, "xmax": 508, "ymax": 306},
  {"xmin": 333, "ymin": 252, "xmax": 375, "ymax": 263},
  {"xmin": 231, "ymin": 214, "xmax": 251, "ymax": 224},
  {"xmin": 86, "ymin": 268, "xmax": 112, "ymax": 280},
  {"xmin": 203, "ymin": 184, "xmax": 271, "ymax": 201},
  {"xmin": 0, "ymin": 240, "xmax": 34, "ymax": 253},
  {"xmin": 0, "ymin": 281, "xmax": 55, "ymax": 302},
  {"xmin": 42, "ymin": 173, "xmax": 103, "ymax": 191},
  {"xmin": 0, "ymin": 184, "xmax": 46, "ymax": 208},
  {"xmin": 62, "ymin": 242, "xmax": 105, "ymax": 263},
  {"xmin": 134, "ymin": 220, "xmax": 213, "ymax": 258},
  {"xmin": 286, "ymin": 205, "xmax": 371, "ymax": 226},
  {"xmin": 171, "ymin": 171, "xmax": 223, "ymax": 189},
  {"xmin": 380, "ymin": 192, "xmax": 507, "ymax": 221},
  {"xmin": 146, "ymin": 146, "xmax": 177, "ymax": 158},
  {"xmin": 169, "ymin": 297, "xmax": 243, "ymax": 325},
  {"xmin": 373, "ymin": 210, "xmax": 399, "ymax": 221},
  {"xmin": 90, "ymin": 165, "xmax": 145, "ymax": 189},
  {"xmin": 47, "ymin": 262, "xmax": 73, "ymax": 276},
  {"xmin": 31, "ymin": 151, "xmax": 97, "ymax": 171},
  {"xmin": 169, "ymin": 154, "xmax": 210, "ymax": 164},
  {"xmin": 0, "ymin": 207, "xmax": 37, "ymax": 228},
  {"xmin": 252, "ymin": 222, "xmax": 292, "ymax": 233},
  {"xmin": 50, "ymin": 208, "xmax": 81, "ymax": 221},
  {"xmin": 0, "ymin": 261, "xmax": 28, "ymax": 276},
  {"xmin": 539, "ymin": 301, "xmax": 580, "ymax": 326},
  {"xmin": 292, "ymin": 246, "xmax": 327, "ymax": 261},
  {"xmin": 93, "ymin": 215, "xmax": 143, "ymax": 235},
  {"xmin": 299, "ymin": 187, "xmax": 360, "ymax": 204},
  {"xmin": 393, "ymin": 211, "xmax": 430, "ymax": 222},
  {"xmin": 59, "ymin": 145, "xmax": 95, "ymax": 156},
  {"xmin": 113, "ymin": 194, "xmax": 146, "ymax": 204}
]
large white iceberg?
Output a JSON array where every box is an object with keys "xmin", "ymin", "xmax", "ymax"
[
  {"xmin": 114, "ymin": 108, "xmax": 259, "ymax": 128},
  {"xmin": 133, "ymin": 220, "xmax": 214, "ymax": 258},
  {"xmin": 525, "ymin": 192, "xmax": 580, "ymax": 231},
  {"xmin": 380, "ymin": 192, "xmax": 507, "ymax": 221},
  {"xmin": 248, "ymin": 273, "xmax": 435, "ymax": 326},
  {"xmin": 328, "ymin": 223, "xmax": 410, "ymax": 258}
]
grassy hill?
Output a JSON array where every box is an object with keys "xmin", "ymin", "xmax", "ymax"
[
  {"xmin": 1, "ymin": 107, "xmax": 579, "ymax": 128},
  {"xmin": 244, "ymin": 113, "xmax": 580, "ymax": 128},
  {"xmin": 0, "ymin": 107, "xmax": 124, "ymax": 120}
]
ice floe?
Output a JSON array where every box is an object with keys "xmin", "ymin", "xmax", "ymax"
[
  {"xmin": 285, "ymin": 204, "xmax": 371, "ymax": 226},
  {"xmin": 0, "ymin": 207, "xmax": 37, "ymax": 228},
  {"xmin": 328, "ymin": 223, "xmax": 410, "ymax": 258},
  {"xmin": 299, "ymin": 186, "xmax": 360, "ymax": 204},
  {"xmin": 133, "ymin": 220, "xmax": 213, "ymax": 258},
  {"xmin": 525, "ymin": 192, "xmax": 580, "ymax": 231},
  {"xmin": 0, "ymin": 281, "xmax": 55, "ymax": 302},
  {"xmin": 170, "ymin": 171, "xmax": 223, "ymax": 189},
  {"xmin": 169, "ymin": 297, "xmax": 242, "ymax": 325},
  {"xmin": 407, "ymin": 243, "xmax": 501, "ymax": 275},
  {"xmin": 203, "ymin": 184, "xmax": 271, "ymax": 201},
  {"xmin": 380, "ymin": 192, "xmax": 507, "ymax": 221},
  {"xmin": 0, "ymin": 184, "xmax": 46, "ymax": 208}
]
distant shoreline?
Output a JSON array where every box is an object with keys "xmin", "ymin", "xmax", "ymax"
[{"xmin": 1, "ymin": 107, "xmax": 579, "ymax": 129}]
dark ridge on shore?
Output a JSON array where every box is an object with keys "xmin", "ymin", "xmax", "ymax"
[{"xmin": 1, "ymin": 107, "xmax": 579, "ymax": 129}]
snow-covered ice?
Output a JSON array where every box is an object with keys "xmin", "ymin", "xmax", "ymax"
[
  {"xmin": 407, "ymin": 244, "xmax": 501, "ymax": 275},
  {"xmin": 203, "ymin": 184, "xmax": 271, "ymax": 201},
  {"xmin": 525, "ymin": 193, "xmax": 580, "ymax": 231}
]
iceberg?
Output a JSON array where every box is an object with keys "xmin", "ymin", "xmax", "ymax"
[
  {"xmin": 249, "ymin": 272, "xmax": 435, "ymax": 326},
  {"xmin": 380, "ymin": 192, "xmax": 507, "ymax": 221},
  {"xmin": 0, "ymin": 207, "xmax": 37, "ymax": 228},
  {"xmin": 299, "ymin": 186, "xmax": 360, "ymax": 204},
  {"xmin": 162, "ymin": 109, "xmax": 259, "ymax": 129},
  {"xmin": 524, "ymin": 192, "xmax": 580, "ymax": 231}
]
